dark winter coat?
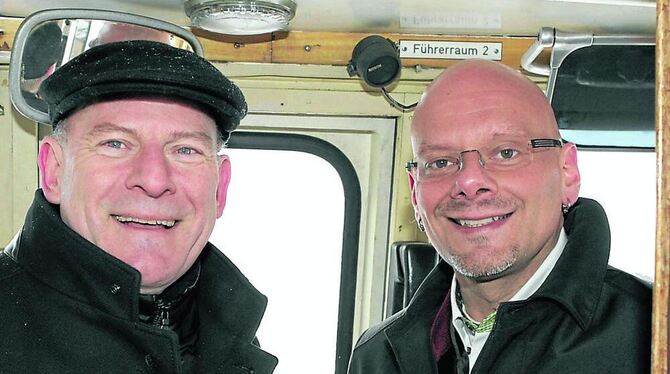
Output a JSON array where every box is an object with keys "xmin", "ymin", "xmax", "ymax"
[
  {"xmin": 0, "ymin": 190, "xmax": 277, "ymax": 374},
  {"xmin": 348, "ymin": 198, "xmax": 652, "ymax": 374}
]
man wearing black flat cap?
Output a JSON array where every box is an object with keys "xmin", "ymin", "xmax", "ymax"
[{"xmin": 1, "ymin": 40, "xmax": 277, "ymax": 374}]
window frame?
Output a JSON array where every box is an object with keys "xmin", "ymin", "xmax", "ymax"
[{"xmin": 228, "ymin": 131, "xmax": 361, "ymax": 374}]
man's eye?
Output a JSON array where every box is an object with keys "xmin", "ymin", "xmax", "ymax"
[
  {"xmin": 497, "ymin": 148, "xmax": 519, "ymax": 159},
  {"xmin": 104, "ymin": 140, "xmax": 124, "ymax": 149},
  {"xmin": 177, "ymin": 147, "xmax": 197, "ymax": 155},
  {"xmin": 426, "ymin": 158, "xmax": 456, "ymax": 169}
]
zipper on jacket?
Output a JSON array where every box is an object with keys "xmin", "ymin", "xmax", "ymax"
[{"xmin": 152, "ymin": 300, "xmax": 171, "ymax": 329}]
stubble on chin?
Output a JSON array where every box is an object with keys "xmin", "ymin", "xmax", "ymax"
[{"xmin": 440, "ymin": 238, "xmax": 519, "ymax": 282}]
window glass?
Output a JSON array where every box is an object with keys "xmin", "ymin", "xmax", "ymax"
[
  {"xmin": 210, "ymin": 148, "xmax": 345, "ymax": 374},
  {"xmin": 577, "ymin": 148, "xmax": 655, "ymax": 281},
  {"xmin": 552, "ymin": 44, "xmax": 655, "ymax": 148}
]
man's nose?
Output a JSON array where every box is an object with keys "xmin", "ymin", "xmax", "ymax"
[
  {"xmin": 449, "ymin": 150, "xmax": 497, "ymax": 199},
  {"xmin": 126, "ymin": 145, "xmax": 176, "ymax": 198}
]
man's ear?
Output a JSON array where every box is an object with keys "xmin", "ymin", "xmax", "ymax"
[
  {"xmin": 215, "ymin": 155, "xmax": 232, "ymax": 218},
  {"xmin": 560, "ymin": 142, "xmax": 581, "ymax": 205},
  {"xmin": 408, "ymin": 170, "xmax": 423, "ymax": 224},
  {"xmin": 408, "ymin": 169, "xmax": 418, "ymax": 207},
  {"xmin": 37, "ymin": 137, "xmax": 64, "ymax": 204}
]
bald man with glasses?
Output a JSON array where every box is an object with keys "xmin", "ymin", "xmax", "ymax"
[{"xmin": 348, "ymin": 60, "xmax": 651, "ymax": 374}]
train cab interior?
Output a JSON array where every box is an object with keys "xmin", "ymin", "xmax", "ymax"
[{"xmin": 0, "ymin": 1, "xmax": 667, "ymax": 373}]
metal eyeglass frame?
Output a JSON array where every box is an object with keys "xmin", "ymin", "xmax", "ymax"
[{"xmin": 405, "ymin": 138, "xmax": 564, "ymax": 175}]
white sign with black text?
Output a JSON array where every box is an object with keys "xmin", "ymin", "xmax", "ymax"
[{"xmin": 399, "ymin": 41, "xmax": 502, "ymax": 60}]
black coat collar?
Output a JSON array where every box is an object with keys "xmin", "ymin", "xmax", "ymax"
[
  {"xmin": 531, "ymin": 197, "xmax": 611, "ymax": 329},
  {"xmin": 8, "ymin": 190, "xmax": 143, "ymax": 320}
]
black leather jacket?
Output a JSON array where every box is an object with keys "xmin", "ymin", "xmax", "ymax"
[
  {"xmin": 348, "ymin": 198, "xmax": 652, "ymax": 374},
  {"xmin": 1, "ymin": 190, "xmax": 277, "ymax": 374}
]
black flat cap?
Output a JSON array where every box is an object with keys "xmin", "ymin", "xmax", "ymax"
[{"xmin": 39, "ymin": 40, "xmax": 247, "ymax": 142}]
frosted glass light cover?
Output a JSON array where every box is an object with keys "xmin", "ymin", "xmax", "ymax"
[{"xmin": 186, "ymin": 0, "xmax": 296, "ymax": 35}]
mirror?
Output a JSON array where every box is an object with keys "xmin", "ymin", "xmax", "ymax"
[{"xmin": 9, "ymin": 9, "xmax": 204, "ymax": 124}]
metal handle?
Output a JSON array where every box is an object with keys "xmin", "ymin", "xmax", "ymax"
[{"xmin": 520, "ymin": 27, "xmax": 556, "ymax": 76}]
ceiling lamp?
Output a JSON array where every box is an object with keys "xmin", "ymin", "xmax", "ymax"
[{"xmin": 185, "ymin": 0, "xmax": 297, "ymax": 35}]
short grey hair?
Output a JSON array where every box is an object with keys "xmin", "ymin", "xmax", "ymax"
[
  {"xmin": 216, "ymin": 130, "xmax": 226, "ymax": 152},
  {"xmin": 50, "ymin": 120, "xmax": 69, "ymax": 144}
]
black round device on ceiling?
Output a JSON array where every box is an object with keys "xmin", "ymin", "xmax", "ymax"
[{"xmin": 347, "ymin": 35, "xmax": 401, "ymax": 88}]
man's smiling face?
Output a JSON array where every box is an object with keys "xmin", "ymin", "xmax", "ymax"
[
  {"xmin": 39, "ymin": 97, "xmax": 230, "ymax": 294},
  {"xmin": 409, "ymin": 61, "xmax": 580, "ymax": 282}
]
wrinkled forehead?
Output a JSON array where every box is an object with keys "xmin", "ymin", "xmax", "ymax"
[{"xmin": 64, "ymin": 97, "xmax": 219, "ymax": 136}]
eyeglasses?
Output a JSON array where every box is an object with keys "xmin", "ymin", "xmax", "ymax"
[{"xmin": 406, "ymin": 138, "xmax": 563, "ymax": 181}]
